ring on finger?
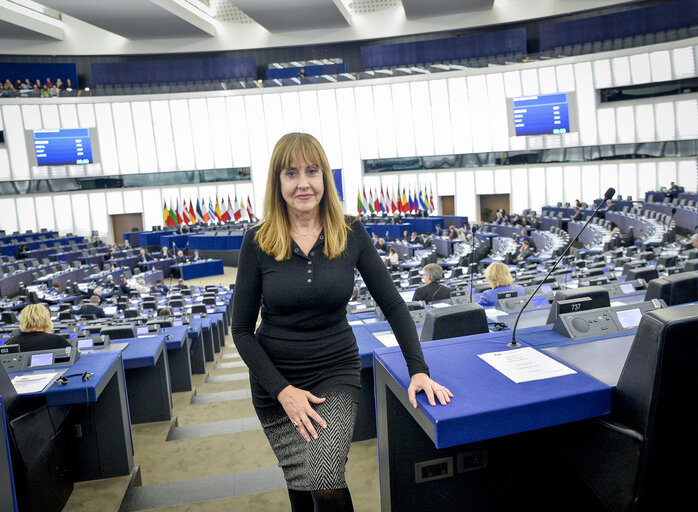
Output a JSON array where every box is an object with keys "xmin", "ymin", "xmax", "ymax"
[{"xmin": 292, "ymin": 421, "xmax": 299, "ymax": 429}]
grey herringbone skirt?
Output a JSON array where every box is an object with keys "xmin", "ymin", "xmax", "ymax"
[{"xmin": 255, "ymin": 392, "xmax": 358, "ymax": 491}]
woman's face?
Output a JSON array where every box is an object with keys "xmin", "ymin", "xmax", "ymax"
[{"xmin": 279, "ymin": 154, "xmax": 324, "ymax": 218}]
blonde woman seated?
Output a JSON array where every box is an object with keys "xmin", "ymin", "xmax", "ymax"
[
  {"xmin": 9, "ymin": 304, "xmax": 71, "ymax": 352},
  {"xmin": 388, "ymin": 246, "xmax": 399, "ymax": 269},
  {"xmin": 476, "ymin": 262, "xmax": 525, "ymax": 309}
]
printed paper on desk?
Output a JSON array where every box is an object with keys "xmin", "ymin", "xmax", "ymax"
[
  {"xmin": 348, "ymin": 320, "xmax": 363, "ymax": 326},
  {"xmin": 374, "ymin": 331, "xmax": 399, "ymax": 347},
  {"xmin": 11, "ymin": 371, "xmax": 60, "ymax": 394},
  {"xmin": 478, "ymin": 347, "xmax": 576, "ymax": 383}
]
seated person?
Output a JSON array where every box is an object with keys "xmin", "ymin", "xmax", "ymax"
[
  {"xmin": 447, "ymin": 226, "xmax": 458, "ymax": 239},
  {"xmin": 160, "ymin": 246, "xmax": 171, "ymax": 260},
  {"xmin": 511, "ymin": 214, "xmax": 523, "ymax": 227},
  {"xmin": 51, "ymin": 282, "xmax": 61, "ymax": 294},
  {"xmin": 9, "ymin": 304, "xmax": 71, "ymax": 352},
  {"xmin": 376, "ymin": 238, "xmax": 387, "ymax": 252},
  {"xmin": 93, "ymin": 236, "xmax": 104, "ymax": 247},
  {"xmin": 434, "ymin": 223, "xmax": 442, "ymax": 236},
  {"xmin": 135, "ymin": 279, "xmax": 149, "ymax": 294},
  {"xmin": 609, "ymin": 221, "xmax": 621, "ymax": 236},
  {"xmin": 191, "ymin": 249, "xmax": 203, "ymax": 261},
  {"xmin": 667, "ymin": 181, "xmax": 681, "ymax": 200},
  {"xmin": 605, "ymin": 199, "xmax": 616, "ymax": 211},
  {"xmin": 515, "ymin": 239, "xmax": 534, "ymax": 262},
  {"xmin": 138, "ymin": 248, "xmax": 152, "ymax": 263},
  {"xmin": 494, "ymin": 211, "xmax": 505, "ymax": 224},
  {"xmin": 157, "ymin": 307, "xmax": 173, "ymax": 318},
  {"xmin": 413, "ymin": 264, "xmax": 452, "ymax": 304},
  {"xmin": 122, "ymin": 239, "xmax": 131, "ymax": 250},
  {"xmin": 372, "ymin": 233, "xmax": 380, "ymax": 248},
  {"xmin": 175, "ymin": 250, "xmax": 188, "ymax": 264},
  {"xmin": 151, "ymin": 279, "xmax": 169, "ymax": 294},
  {"xmin": 408, "ymin": 232, "xmax": 420, "ymax": 244},
  {"xmin": 105, "ymin": 275, "xmax": 116, "ymax": 289},
  {"xmin": 402, "ymin": 230, "xmax": 410, "ymax": 242},
  {"xmin": 529, "ymin": 215, "xmax": 541, "ymax": 230},
  {"xmin": 119, "ymin": 276, "xmax": 131, "ymax": 294},
  {"xmin": 388, "ymin": 247, "xmax": 399, "ymax": 269},
  {"xmin": 175, "ymin": 278, "xmax": 189, "ymax": 290},
  {"xmin": 75, "ymin": 295, "xmax": 107, "ymax": 318},
  {"xmin": 93, "ymin": 287, "xmax": 106, "ymax": 304},
  {"xmin": 420, "ymin": 234, "xmax": 433, "ymax": 248},
  {"xmin": 570, "ymin": 207, "xmax": 583, "ymax": 222},
  {"xmin": 476, "ymin": 262, "xmax": 525, "ymax": 308}
]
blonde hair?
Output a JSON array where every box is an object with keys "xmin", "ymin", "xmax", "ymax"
[
  {"xmin": 19, "ymin": 304, "xmax": 53, "ymax": 333},
  {"xmin": 485, "ymin": 262, "xmax": 514, "ymax": 288},
  {"xmin": 256, "ymin": 133, "xmax": 349, "ymax": 261}
]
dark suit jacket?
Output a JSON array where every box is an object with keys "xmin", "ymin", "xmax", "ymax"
[
  {"xmin": 77, "ymin": 304, "xmax": 107, "ymax": 318},
  {"xmin": 516, "ymin": 247, "xmax": 534, "ymax": 261},
  {"xmin": 138, "ymin": 253, "xmax": 153, "ymax": 263},
  {"xmin": 176, "ymin": 256, "xmax": 188, "ymax": 264},
  {"xmin": 9, "ymin": 331, "xmax": 71, "ymax": 352},
  {"xmin": 412, "ymin": 282, "xmax": 452, "ymax": 304}
]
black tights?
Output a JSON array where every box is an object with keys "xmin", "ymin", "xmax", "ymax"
[{"xmin": 288, "ymin": 488, "xmax": 354, "ymax": 512}]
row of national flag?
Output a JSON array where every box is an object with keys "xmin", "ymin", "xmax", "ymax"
[
  {"xmin": 357, "ymin": 184, "xmax": 435, "ymax": 215},
  {"xmin": 163, "ymin": 195, "xmax": 256, "ymax": 226}
]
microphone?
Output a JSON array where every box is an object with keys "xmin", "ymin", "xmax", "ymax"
[
  {"xmin": 654, "ymin": 207, "xmax": 676, "ymax": 267},
  {"xmin": 469, "ymin": 225, "xmax": 477, "ymax": 303},
  {"xmin": 508, "ymin": 187, "xmax": 616, "ymax": 348}
]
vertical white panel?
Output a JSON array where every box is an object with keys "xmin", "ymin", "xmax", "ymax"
[
  {"xmin": 537, "ymin": 67, "xmax": 558, "ymax": 95},
  {"xmin": 574, "ymin": 62, "xmax": 598, "ymax": 146},
  {"xmin": 142, "ymin": 189, "xmax": 163, "ymax": 230},
  {"xmin": 455, "ymin": 171, "xmax": 476, "ymax": 219},
  {"xmin": 599, "ymin": 164, "xmax": 618, "ymax": 199},
  {"xmin": 34, "ymin": 196, "xmax": 55, "ymax": 231},
  {"xmin": 677, "ymin": 160, "xmax": 696, "ymax": 189},
  {"xmin": 280, "ymin": 92, "xmax": 303, "ymax": 134},
  {"xmin": 336, "ymin": 88, "xmax": 361, "ymax": 214},
  {"xmin": 447, "ymin": 77, "xmax": 472, "ymax": 154},
  {"xmin": 58, "ymin": 104, "xmax": 79, "ymax": 128},
  {"xmin": 615, "ymin": 105, "xmax": 636, "ymax": 143},
  {"xmin": 520, "ymin": 69, "xmax": 539, "ymax": 96},
  {"xmin": 76, "ymin": 104, "xmax": 96, "ymax": 128},
  {"xmin": 555, "ymin": 64, "xmax": 575, "ymax": 92},
  {"xmin": 429, "ymin": 79, "xmax": 453, "ymax": 155},
  {"xmin": 611, "ymin": 57, "xmax": 632, "ymax": 86},
  {"xmin": 111, "ymin": 103, "xmax": 139, "ymax": 174},
  {"xmin": 545, "ymin": 167, "xmax": 563, "ymax": 207},
  {"xmin": 0, "ymin": 198, "xmax": 18, "ymax": 234},
  {"xmin": 563, "ymin": 166, "xmax": 581, "ymax": 205},
  {"xmin": 629, "ymin": 53, "xmax": 651, "ymax": 84},
  {"xmin": 649, "ymin": 50, "xmax": 672, "ymax": 82},
  {"xmin": 21, "ymin": 105, "xmax": 42, "ymax": 129},
  {"xmin": 40, "ymin": 104, "xmax": 60, "ymax": 128},
  {"xmin": 262, "ymin": 93, "xmax": 285, "ymax": 157},
  {"xmin": 150, "ymin": 101, "xmax": 178, "ymax": 172},
  {"xmin": 581, "ymin": 165, "xmax": 600, "ymax": 204},
  {"xmin": 597, "ymin": 108, "xmax": 617, "ymax": 144},
  {"xmin": 410, "ymin": 81, "xmax": 435, "ymax": 156},
  {"xmin": 391, "ymin": 82, "xmax": 416, "ymax": 157},
  {"xmin": 675, "ymin": 99, "xmax": 698, "ymax": 139},
  {"xmin": 373, "ymin": 84, "xmax": 397, "ymax": 158},
  {"xmin": 131, "ymin": 102, "xmax": 158, "ymax": 173},
  {"xmin": 123, "ymin": 190, "xmax": 143, "ymax": 213},
  {"xmin": 493, "ymin": 168, "xmax": 510, "ymax": 194},
  {"xmin": 672, "ymin": 47, "xmax": 695, "ymax": 79},
  {"xmin": 225, "ymin": 96, "xmax": 251, "ymax": 168},
  {"xmin": 94, "ymin": 103, "xmax": 119, "ymax": 175},
  {"xmin": 105, "ymin": 191, "xmax": 124, "ymax": 215},
  {"xmin": 592, "ymin": 59, "xmax": 613, "ymax": 88},
  {"xmin": 3, "ymin": 105, "xmax": 31, "ymax": 180},
  {"xmin": 298, "ymin": 90, "xmax": 322, "ymax": 142},
  {"xmin": 244, "ymin": 95, "xmax": 269, "ymax": 215},
  {"xmin": 474, "ymin": 169, "xmax": 494, "ymax": 194},
  {"xmin": 510, "ymin": 168, "xmax": 529, "ymax": 215},
  {"xmin": 503, "ymin": 70, "xmax": 522, "ymax": 97},
  {"xmin": 53, "ymin": 195, "xmax": 73, "ymax": 234},
  {"xmin": 317, "ymin": 89, "xmax": 343, "ymax": 170},
  {"xmin": 618, "ymin": 163, "xmax": 638, "ymax": 200},
  {"xmin": 88, "ymin": 192, "xmax": 109, "ymax": 241},
  {"xmin": 466, "ymin": 75, "xmax": 491, "ymax": 152},
  {"xmin": 528, "ymin": 168, "xmax": 546, "ymax": 213},
  {"xmin": 635, "ymin": 104, "xmax": 655, "ymax": 142},
  {"xmin": 206, "ymin": 97, "xmax": 233, "ymax": 169},
  {"xmin": 435, "ymin": 172, "xmax": 455, "ymax": 196},
  {"xmin": 657, "ymin": 161, "xmax": 677, "ymax": 189},
  {"xmin": 0, "ymin": 149, "xmax": 11, "ymax": 180},
  {"xmin": 16, "ymin": 197, "xmax": 37, "ymax": 233},
  {"xmin": 188, "ymin": 98, "xmax": 214, "ymax": 169},
  {"xmin": 169, "ymin": 99, "xmax": 196, "ymax": 170},
  {"xmin": 637, "ymin": 162, "xmax": 657, "ymax": 196},
  {"xmin": 70, "ymin": 194, "xmax": 91, "ymax": 237},
  {"xmin": 655, "ymin": 102, "xmax": 676, "ymax": 140},
  {"xmin": 486, "ymin": 73, "xmax": 509, "ymax": 152}
]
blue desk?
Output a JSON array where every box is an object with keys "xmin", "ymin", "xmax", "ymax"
[
  {"xmin": 364, "ymin": 224, "xmax": 410, "ymax": 240},
  {"xmin": 186, "ymin": 323, "xmax": 206, "ymax": 374},
  {"xmin": 157, "ymin": 327, "xmax": 193, "ymax": 393},
  {"xmin": 171, "ymin": 259, "xmax": 224, "ymax": 280},
  {"xmin": 188, "ymin": 235, "xmax": 243, "ymax": 251}
]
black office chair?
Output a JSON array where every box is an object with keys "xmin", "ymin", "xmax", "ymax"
[
  {"xmin": 684, "ymin": 258, "xmax": 698, "ymax": 272},
  {"xmin": 169, "ymin": 299, "xmax": 185, "ymax": 308},
  {"xmin": 191, "ymin": 304, "xmax": 208, "ymax": 315},
  {"xmin": 625, "ymin": 266, "xmax": 659, "ymax": 282},
  {"xmin": 123, "ymin": 309, "xmax": 139, "ymax": 318},
  {"xmin": 100, "ymin": 325, "xmax": 137, "ymax": 340},
  {"xmin": 420, "ymin": 303, "xmax": 488, "ymax": 342},
  {"xmin": 58, "ymin": 311, "xmax": 73, "ymax": 321},
  {"xmin": 203, "ymin": 297, "xmax": 217, "ymax": 306},
  {"xmin": 1, "ymin": 311, "xmax": 18, "ymax": 324},
  {"xmin": 644, "ymin": 271, "xmax": 698, "ymax": 305},
  {"xmin": 549, "ymin": 305, "xmax": 698, "ymax": 512}
]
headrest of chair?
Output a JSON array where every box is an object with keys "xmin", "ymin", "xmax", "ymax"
[
  {"xmin": 644, "ymin": 271, "xmax": 698, "ymax": 306},
  {"xmin": 684, "ymin": 258, "xmax": 698, "ymax": 272},
  {"xmin": 625, "ymin": 266, "xmax": 659, "ymax": 282},
  {"xmin": 545, "ymin": 286, "xmax": 611, "ymax": 324},
  {"xmin": 99, "ymin": 325, "xmax": 137, "ymax": 340},
  {"xmin": 420, "ymin": 303, "xmax": 488, "ymax": 342}
]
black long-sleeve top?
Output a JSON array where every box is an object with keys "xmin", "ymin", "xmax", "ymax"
[
  {"xmin": 9, "ymin": 331, "xmax": 71, "ymax": 352},
  {"xmin": 232, "ymin": 218, "xmax": 429, "ymax": 406}
]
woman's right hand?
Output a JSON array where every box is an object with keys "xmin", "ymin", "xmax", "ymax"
[{"xmin": 277, "ymin": 385, "xmax": 328, "ymax": 442}]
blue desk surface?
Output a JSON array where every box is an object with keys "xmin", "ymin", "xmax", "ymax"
[
  {"xmin": 374, "ymin": 331, "xmax": 611, "ymax": 449},
  {"xmin": 120, "ymin": 337, "xmax": 165, "ymax": 369},
  {"xmin": 44, "ymin": 351, "xmax": 121, "ymax": 406},
  {"xmin": 160, "ymin": 326, "xmax": 188, "ymax": 349}
]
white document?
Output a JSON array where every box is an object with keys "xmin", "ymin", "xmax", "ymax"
[
  {"xmin": 478, "ymin": 347, "xmax": 577, "ymax": 383},
  {"xmin": 373, "ymin": 331, "xmax": 399, "ymax": 347},
  {"xmin": 11, "ymin": 371, "xmax": 60, "ymax": 394},
  {"xmin": 485, "ymin": 308, "xmax": 508, "ymax": 318},
  {"xmin": 348, "ymin": 320, "xmax": 364, "ymax": 326}
]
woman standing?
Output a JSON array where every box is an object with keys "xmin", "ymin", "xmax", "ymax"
[{"xmin": 232, "ymin": 133, "xmax": 452, "ymax": 511}]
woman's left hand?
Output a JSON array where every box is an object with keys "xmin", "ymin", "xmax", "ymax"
[{"xmin": 407, "ymin": 373, "xmax": 453, "ymax": 408}]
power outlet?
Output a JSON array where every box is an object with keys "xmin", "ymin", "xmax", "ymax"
[
  {"xmin": 457, "ymin": 449, "xmax": 487, "ymax": 473},
  {"xmin": 414, "ymin": 457, "xmax": 453, "ymax": 483}
]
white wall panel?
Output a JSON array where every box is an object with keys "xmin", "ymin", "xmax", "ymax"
[
  {"xmin": 53, "ymin": 195, "xmax": 73, "ymax": 234},
  {"xmin": 637, "ymin": 162, "xmax": 657, "ymax": 195},
  {"xmin": 88, "ymin": 193, "xmax": 109, "ymax": 241},
  {"xmin": 563, "ymin": 166, "xmax": 581, "ymax": 205},
  {"xmin": 592, "ymin": 59, "xmax": 612, "ymax": 88},
  {"xmin": 486, "ymin": 73, "xmax": 509, "ymax": 152},
  {"xmin": 455, "ymin": 171, "xmax": 476, "ymax": 219},
  {"xmin": 503, "ymin": 70, "xmax": 522, "ymax": 98},
  {"xmin": 373, "ymin": 84, "xmax": 398, "ymax": 158},
  {"xmin": 429, "ymin": 79, "xmax": 453, "ymax": 155},
  {"xmin": 280, "ymin": 92, "xmax": 302, "ymax": 134},
  {"xmin": 150, "ymin": 101, "xmax": 177, "ymax": 172},
  {"xmin": 3, "ymin": 105, "xmax": 30, "ymax": 180},
  {"xmin": 510, "ymin": 167, "xmax": 528, "ymax": 215},
  {"xmin": 410, "ymin": 81, "xmax": 435, "ymax": 156},
  {"xmin": 611, "ymin": 56, "xmax": 632, "ymax": 86},
  {"xmin": 169, "ymin": 99, "xmax": 196, "ymax": 170},
  {"xmin": 675, "ymin": 99, "xmax": 698, "ymax": 139},
  {"xmin": 105, "ymin": 191, "xmax": 124, "ymax": 215},
  {"xmin": 16, "ymin": 197, "xmax": 37, "ymax": 233},
  {"xmin": 654, "ymin": 102, "xmax": 676, "ymax": 140},
  {"xmin": 0, "ymin": 150, "xmax": 11, "ymax": 181},
  {"xmin": 34, "ymin": 196, "xmax": 55, "ymax": 232},
  {"xmin": 618, "ymin": 163, "xmax": 638, "ymax": 200},
  {"xmin": 520, "ymin": 69, "xmax": 540, "ymax": 96},
  {"xmin": 574, "ymin": 62, "xmax": 598, "ymax": 146},
  {"xmin": 466, "ymin": 75, "xmax": 491, "ymax": 152},
  {"xmin": 447, "ymin": 77, "xmax": 472, "ymax": 154},
  {"xmin": 70, "ymin": 194, "xmax": 91, "ymax": 237},
  {"xmin": 493, "ymin": 168, "xmax": 510, "ymax": 194},
  {"xmin": 243, "ymin": 95, "xmax": 268, "ymax": 216},
  {"xmin": 316, "ymin": 89, "xmax": 342, "ymax": 170},
  {"xmin": 657, "ymin": 161, "xmax": 676, "ymax": 189},
  {"xmin": 436, "ymin": 172, "xmax": 455, "ymax": 197},
  {"xmin": 528, "ymin": 167, "xmax": 546, "ymax": 213},
  {"xmin": 0, "ymin": 199, "xmax": 18, "ymax": 234},
  {"xmin": 131, "ymin": 102, "xmax": 158, "ymax": 173},
  {"xmin": 94, "ymin": 103, "xmax": 119, "ymax": 175},
  {"xmin": 335, "ymin": 88, "xmax": 361, "ymax": 212},
  {"xmin": 391, "ymin": 82, "xmax": 416, "ymax": 157},
  {"xmin": 76, "ymin": 104, "xmax": 96, "ymax": 128},
  {"xmin": 225, "ymin": 96, "xmax": 251, "ymax": 168},
  {"xmin": 40, "ymin": 104, "xmax": 60, "ymax": 128},
  {"xmin": 537, "ymin": 67, "xmax": 558, "ymax": 95},
  {"xmin": 671, "ymin": 47, "xmax": 695, "ymax": 79},
  {"xmin": 474, "ymin": 169, "xmax": 494, "ymax": 194},
  {"xmin": 188, "ymin": 98, "xmax": 215, "ymax": 170},
  {"xmin": 599, "ymin": 164, "xmax": 618, "ymax": 198},
  {"xmin": 597, "ymin": 108, "xmax": 617, "ymax": 144},
  {"xmin": 615, "ymin": 105, "xmax": 635, "ymax": 143},
  {"xmin": 298, "ymin": 90, "xmax": 322, "ymax": 143},
  {"xmin": 649, "ymin": 50, "xmax": 672, "ymax": 82},
  {"xmin": 545, "ymin": 167, "xmax": 563, "ymax": 206},
  {"xmin": 111, "ymin": 103, "xmax": 139, "ymax": 174},
  {"xmin": 141, "ymin": 189, "xmax": 162, "ymax": 232},
  {"xmin": 635, "ymin": 104, "xmax": 655, "ymax": 142},
  {"xmin": 555, "ymin": 64, "xmax": 575, "ymax": 92},
  {"xmin": 58, "ymin": 104, "xmax": 79, "ymax": 128},
  {"xmin": 353, "ymin": 86, "xmax": 378, "ymax": 159},
  {"xmin": 262, "ymin": 93, "xmax": 285, "ymax": 157},
  {"xmin": 580, "ymin": 165, "xmax": 600, "ymax": 203},
  {"xmin": 677, "ymin": 160, "xmax": 696, "ymax": 189},
  {"xmin": 629, "ymin": 53, "xmax": 651, "ymax": 84},
  {"xmin": 123, "ymin": 190, "xmax": 143, "ymax": 214},
  {"xmin": 21, "ymin": 105, "xmax": 42, "ymax": 130}
]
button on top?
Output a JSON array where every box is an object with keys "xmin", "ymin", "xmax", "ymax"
[
  {"xmin": 308, "ymin": 261, "xmax": 312, "ymax": 265},
  {"xmin": 307, "ymin": 279, "xmax": 312, "ymax": 283},
  {"xmin": 310, "ymin": 251, "xmax": 315, "ymax": 256},
  {"xmin": 293, "ymin": 248, "xmax": 299, "ymax": 253}
]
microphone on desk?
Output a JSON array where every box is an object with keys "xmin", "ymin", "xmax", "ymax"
[
  {"xmin": 654, "ymin": 207, "xmax": 676, "ymax": 267},
  {"xmin": 507, "ymin": 187, "xmax": 616, "ymax": 348},
  {"xmin": 469, "ymin": 225, "xmax": 477, "ymax": 304}
]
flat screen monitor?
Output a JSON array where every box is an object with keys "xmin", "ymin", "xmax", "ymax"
[
  {"xmin": 507, "ymin": 92, "xmax": 577, "ymax": 136},
  {"xmin": 616, "ymin": 308, "xmax": 642, "ymax": 329},
  {"xmin": 102, "ymin": 306, "xmax": 117, "ymax": 316},
  {"xmin": 77, "ymin": 339, "xmax": 94, "ymax": 349},
  {"xmin": 31, "ymin": 128, "xmax": 95, "ymax": 166},
  {"xmin": 193, "ymin": 314, "xmax": 201, "ymax": 320},
  {"xmin": 173, "ymin": 318, "xmax": 183, "ymax": 327},
  {"xmin": 400, "ymin": 290, "xmax": 415, "ymax": 302},
  {"xmin": 69, "ymin": 333, "xmax": 78, "ymax": 339},
  {"xmin": 531, "ymin": 296, "xmax": 548, "ymax": 308},
  {"xmin": 136, "ymin": 326, "xmax": 149, "ymax": 336},
  {"xmin": 30, "ymin": 352, "xmax": 53, "ymax": 367},
  {"xmin": 620, "ymin": 283, "xmax": 635, "ymax": 294},
  {"xmin": 541, "ymin": 284, "xmax": 552, "ymax": 294}
]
